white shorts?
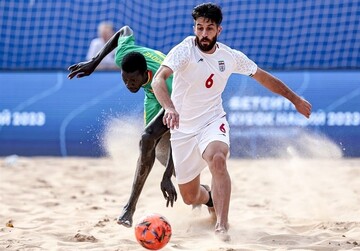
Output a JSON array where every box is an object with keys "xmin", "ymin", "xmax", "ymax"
[{"xmin": 171, "ymin": 116, "xmax": 230, "ymax": 184}]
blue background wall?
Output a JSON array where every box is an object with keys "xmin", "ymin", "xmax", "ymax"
[
  {"xmin": 1, "ymin": 71, "xmax": 359, "ymax": 157},
  {"xmin": 1, "ymin": 1, "xmax": 359, "ymax": 70},
  {"xmin": 1, "ymin": 1, "xmax": 359, "ymax": 157}
]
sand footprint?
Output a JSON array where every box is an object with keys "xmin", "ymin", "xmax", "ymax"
[
  {"xmin": 73, "ymin": 233, "xmax": 97, "ymax": 242},
  {"xmin": 94, "ymin": 218, "xmax": 110, "ymax": 227}
]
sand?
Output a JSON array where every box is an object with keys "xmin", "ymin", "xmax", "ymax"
[{"xmin": 1, "ymin": 121, "xmax": 360, "ymax": 251}]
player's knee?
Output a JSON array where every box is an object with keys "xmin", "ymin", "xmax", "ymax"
[
  {"xmin": 213, "ymin": 151, "xmax": 226, "ymax": 164},
  {"xmin": 140, "ymin": 131, "xmax": 157, "ymax": 149},
  {"xmin": 209, "ymin": 152, "xmax": 227, "ymax": 173}
]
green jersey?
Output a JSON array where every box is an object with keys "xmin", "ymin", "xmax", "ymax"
[{"xmin": 115, "ymin": 34, "xmax": 173, "ymax": 125}]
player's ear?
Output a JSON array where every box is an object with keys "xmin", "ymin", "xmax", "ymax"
[
  {"xmin": 143, "ymin": 70, "xmax": 148, "ymax": 78},
  {"xmin": 218, "ymin": 25, "xmax": 222, "ymax": 35}
]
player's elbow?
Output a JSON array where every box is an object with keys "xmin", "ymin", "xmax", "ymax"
[
  {"xmin": 118, "ymin": 25, "xmax": 133, "ymax": 36},
  {"xmin": 151, "ymin": 78, "xmax": 160, "ymax": 90},
  {"xmin": 152, "ymin": 66, "xmax": 172, "ymax": 88}
]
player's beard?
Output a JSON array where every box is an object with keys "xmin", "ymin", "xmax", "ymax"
[{"xmin": 196, "ymin": 35, "xmax": 217, "ymax": 52}]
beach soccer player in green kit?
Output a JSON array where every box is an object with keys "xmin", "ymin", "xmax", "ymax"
[{"xmin": 68, "ymin": 25, "xmax": 179, "ymax": 228}]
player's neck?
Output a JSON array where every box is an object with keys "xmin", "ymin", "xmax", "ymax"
[
  {"xmin": 143, "ymin": 70, "xmax": 153, "ymax": 86},
  {"xmin": 198, "ymin": 45, "xmax": 217, "ymax": 55},
  {"xmin": 203, "ymin": 46, "xmax": 216, "ymax": 54}
]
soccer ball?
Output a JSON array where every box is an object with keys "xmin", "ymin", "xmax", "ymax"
[{"xmin": 134, "ymin": 213, "xmax": 172, "ymax": 250}]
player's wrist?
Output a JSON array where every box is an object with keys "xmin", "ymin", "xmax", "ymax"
[{"xmin": 164, "ymin": 104, "xmax": 175, "ymax": 111}]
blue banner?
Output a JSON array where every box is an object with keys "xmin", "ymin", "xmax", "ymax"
[
  {"xmin": 0, "ymin": 71, "xmax": 359, "ymax": 157},
  {"xmin": 225, "ymin": 71, "xmax": 360, "ymax": 157}
]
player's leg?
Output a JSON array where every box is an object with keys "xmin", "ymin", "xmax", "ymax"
[
  {"xmin": 117, "ymin": 109, "xmax": 169, "ymax": 227},
  {"xmin": 178, "ymin": 175, "xmax": 211, "ymax": 206},
  {"xmin": 202, "ymin": 141, "xmax": 231, "ymax": 240},
  {"xmin": 200, "ymin": 118, "xmax": 231, "ymax": 241}
]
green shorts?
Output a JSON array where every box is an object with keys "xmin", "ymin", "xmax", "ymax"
[{"xmin": 144, "ymin": 99, "xmax": 162, "ymax": 125}]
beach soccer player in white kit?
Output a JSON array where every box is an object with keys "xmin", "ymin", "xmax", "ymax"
[{"xmin": 152, "ymin": 2, "xmax": 312, "ymax": 241}]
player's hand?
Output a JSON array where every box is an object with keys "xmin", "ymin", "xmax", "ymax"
[
  {"xmin": 67, "ymin": 60, "xmax": 98, "ymax": 79},
  {"xmin": 163, "ymin": 108, "xmax": 179, "ymax": 129},
  {"xmin": 295, "ymin": 98, "xmax": 312, "ymax": 118},
  {"xmin": 160, "ymin": 177, "xmax": 177, "ymax": 207}
]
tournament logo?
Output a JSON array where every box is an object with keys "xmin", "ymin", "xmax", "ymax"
[{"xmin": 218, "ymin": 60, "xmax": 225, "ymax": 72}]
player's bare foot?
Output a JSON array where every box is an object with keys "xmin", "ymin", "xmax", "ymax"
[
  {"xmin": 215, "ymin": 222, "xmax": 230, "ymax": 241},
  {"xmin": 215, "ymin": 228, "xmax": 231, "ymax": 242},
  {"xmin": 117, "ymin": 210, "xmax": 134, "ymax": 228},
  {"xmin": 117, "ymin": 217, "xmax": 132, "ymax": 228}
]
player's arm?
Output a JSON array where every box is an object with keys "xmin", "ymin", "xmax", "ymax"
[
  {"xmin": 152, "ymin": 66, "xmax": 178, "ymax": 129},
  {"xmin": 67, "ymin": 26, "xmax": 133, "ymax": 79},
  {"xmin": 252, "ymin": 67, "xmax": 312, "ymax": 118},
  {"xmin": 146, "ymin": 109, "xmax": 177, "ymax": 207},
  {"xmin": 160, "ymin": 145, "xmax": 177, "ymax": 207}
]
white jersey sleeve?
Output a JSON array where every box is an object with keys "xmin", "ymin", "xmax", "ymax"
[{"xmin": 229, "ymin": 48, "xmax": 258, "ymax": 76}]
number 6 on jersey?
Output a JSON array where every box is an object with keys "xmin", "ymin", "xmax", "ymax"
[{"xmin": 205, "ymin": 73, "xmax": 214, "ymax": 88}]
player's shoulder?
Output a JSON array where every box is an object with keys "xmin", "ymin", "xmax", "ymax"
[
  {"xmin": 169, "ymin": 36, "xmax": 194, "ymax": 55},
  {"xmin": 217, "ymin": 41, "xmax": 236, "ymax": 53},
  {"xmin": 183, "ymin": 36, "xmax": 195, "ymax": 43},
  {"xmin": 177, "ymin": 36, "xmax": 195, "ymax": 47},
  {"xmin": 217, "ymin": 41, "xmax": 248, "ymax": 58},
  {"xmin": 118, "ymin": 33, "xmax": 135, "ymax": 46}
]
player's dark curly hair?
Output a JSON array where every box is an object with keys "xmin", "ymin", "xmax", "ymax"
[
  {"xmin": 192, "ymin": 2, "xmax": 223, "ymax": 25},
  {"xmin": 121, "ymin": 52, "xmax": 147, "ymax": 73}
]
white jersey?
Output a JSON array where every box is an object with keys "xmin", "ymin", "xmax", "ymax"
[{"xmin": 163, "ymin": 36, "xmax": 257, "ymax": 133}]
